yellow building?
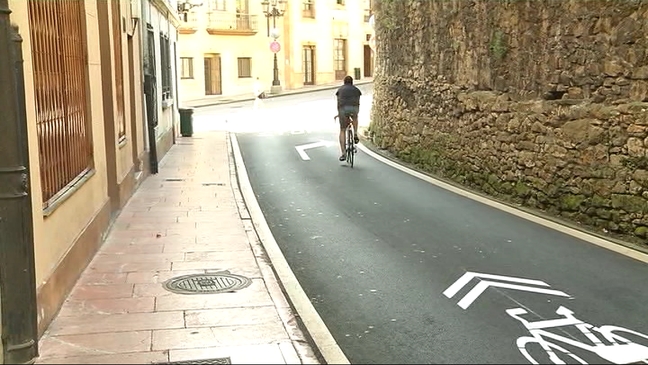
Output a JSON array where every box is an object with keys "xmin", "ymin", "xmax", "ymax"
[
  {"xmin": 281, "ymin": 0, "xmax": 375, "ymax": 89},
  {"xmin": 0, "ymin": 0, "xmax": 179, "ymax": 362},
  {"xmin": 177, "ymin": 0, "xmax": 374, "ymax": 103}
]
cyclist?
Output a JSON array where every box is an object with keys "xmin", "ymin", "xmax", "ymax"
[{"xmin": 335, "ymin": 75, "xmax": 362, "ymax": 161}]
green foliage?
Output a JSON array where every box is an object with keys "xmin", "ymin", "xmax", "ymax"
[
  {"xmin": 621, "ymin": 156, "xmax": 648, "ymax": 169},
  {"xmin": 489, "ymin": 30, "xmax": 508, "ymax": 60},
  {"xmin": 559, "ymin": 194, "xmax": 587, "ymax": 211},
  {"xmin": 375, "ymin": 0, "xmax": 402, "ymax": 31}
]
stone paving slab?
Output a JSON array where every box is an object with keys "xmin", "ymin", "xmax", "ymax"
[{"xmin": 35, "ymin": 131, "xmax": 321, "ymax": 364}]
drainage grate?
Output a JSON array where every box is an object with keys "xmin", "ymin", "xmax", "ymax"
[
  {"xmin": 158, "ymin": 357, "xmax": 231, "ymax": 364},
  {"xmin": 164, "ymin": 178, "xmax": 185, "ymax": 182},
  {"xmin": 202, "ymin": 182, "xmax": 226, "ymax": 186},
  {"xmin": 162, "ymin": 271, "xmax": 252, "ymax": 295}
]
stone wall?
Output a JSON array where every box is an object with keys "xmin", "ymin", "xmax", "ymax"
[{"xmin": 370, "ymin": 0, "xmax": 648, "ymax": 244}]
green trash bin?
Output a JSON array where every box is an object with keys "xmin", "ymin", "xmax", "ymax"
[
  {"xmin": 354, "ymin": 67, "xmax": 361, "ymax": 80},
  {"xmin": 179, "ymin": 107, "xmax": 194, "ymax": 137}
]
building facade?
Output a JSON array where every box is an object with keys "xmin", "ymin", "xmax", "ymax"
[
  {"xmin": 0, "ymin": 0, "xmax": 180, "ymax": 362},
  {"xmin": 140, "ymin": 0, "xmax": 181, "ymax": 172},
  {"xmin": 281, "ymin": 0, "xmax": 374, "ymax": 90},
  {"xmin": 177, "ymin": 0, "xmax": 274, "ymax": 101},
  {"xmin": 177, "ymin": 0, "xmax": 374, "ymax": 103}
]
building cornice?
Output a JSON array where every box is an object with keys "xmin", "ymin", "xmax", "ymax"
[{"xmin": 150, "ymin": 0, "xmax": 181, "ymax": 28}]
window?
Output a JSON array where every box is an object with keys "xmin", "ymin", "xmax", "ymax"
[
  {"xmin": 208, "ymin": 0, "xmax": 226, "ymax": 11},
  {"xmin": 303, "ymin": 45, "xmax": 315, "ymax": 85},
  {"xmin": 235, "ymin": 0, "xmax": 249, "ymax": 13},
  {"xmin": 28, "ymin": 0, "xmax": 93, "ymax": 206},
  {"xmin": 144, "ymin": 25, "xmax": 158, "ymax": 126},
  {"xmin": 181, "ymin": 11, "xmax": 198, "ymax": 23},
  {"xmin": 303, "ymin": 0, "xmax": 315, "ymax": 18},
  {"xmin": 160, "ymin": 33, "xmax": 172, "ymax": 100},
  {"xmin": 181, "ymin": 57, "xmax": 194, "ymax": 79},
  {"xmin": 111, "ymin": 0, "xmax": 126, "ymax": 139},
  {"xmin": 363, "ymin": 0, "xmax": 372, "ymax": 22},
  {"xmin": 334, "ymin": 38, "xmax": 346, "ymax": 80},
  {"xmin": 237, "ymin": 57, "xmax": 252, "ymax": 78}
]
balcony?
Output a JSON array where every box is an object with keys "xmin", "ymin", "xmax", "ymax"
[
  {"xmin": 364, "ymin": 9, "xmax": 372, "ymax": 22},
  {"xmin": 303, "ymin": 0, "xmax": 315, "ymax": 18},
  {"xmin": 178, "ymin": 12, "xmax": 199, "ymax": 34},
  {"xmin": 207, "ymin": 12, "xmax": 258, "ymax": 36}
]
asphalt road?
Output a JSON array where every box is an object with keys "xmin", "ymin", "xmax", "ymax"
[{"xmin": 201, "ymin": 89, "xmax": 648, "ymax": 364}]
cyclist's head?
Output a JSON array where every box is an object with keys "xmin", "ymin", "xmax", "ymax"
[{"xmin": 343, "ymin": 76, "xmax": 353, "ymax": 85}]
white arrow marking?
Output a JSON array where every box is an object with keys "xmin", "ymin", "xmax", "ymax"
[
  {"xmin": 295, "ymin": 141, "xmax": 336, "ymax": 161},
  {"xmin": 456, "ymin": 281, "xmax": 570, "ymax": 310},
  {"xmin": 443, "ymin": 272, "xmax": 551, "ymax": 298},
  {"xmin": 443, "ymin": 271, "xmax": 570, "ymax": 310}
]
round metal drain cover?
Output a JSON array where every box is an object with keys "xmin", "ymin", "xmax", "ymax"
[{"xmin": 162, "ymin": 271, "xmax": 252, "ymax": 295}]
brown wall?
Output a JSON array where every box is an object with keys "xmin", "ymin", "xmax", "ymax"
[{"xmin": 370, "ymin": 0, "xmax": 648, "ymax": 244}]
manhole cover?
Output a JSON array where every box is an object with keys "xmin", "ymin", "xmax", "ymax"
[
  {"xmin": 162, "ymin": 271, "xmax": 252, "ymax": 295},
  {"xmin": 158, "ymin": 357, "xmax": 231, "ymax": 364}
]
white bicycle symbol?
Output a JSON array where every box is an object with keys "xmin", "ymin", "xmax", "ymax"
[{"xmin": 508, "ymin": 306, "xmax": 648, "ymax": 364}]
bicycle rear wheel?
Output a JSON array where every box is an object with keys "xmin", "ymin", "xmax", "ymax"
[{"xmin": 346, "ymin": 127, "xmax": 354, "ymax": 168}]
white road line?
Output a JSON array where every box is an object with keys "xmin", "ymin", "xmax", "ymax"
[
  {"xmin": 295, "ymin": 141, "xmax": 336, "ymax": 161},
  {"xmin": 357, "ymin": 143, "xmax": 648, "ymax": 264}
]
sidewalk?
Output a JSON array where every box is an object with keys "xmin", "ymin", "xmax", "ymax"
[
  {"xmin": 182, "ymin": 78, "xmax": 374, "ymax": 108},
  {"xmin": 35, "ymin": 131, "xmax": 322, "ymax": 364}
]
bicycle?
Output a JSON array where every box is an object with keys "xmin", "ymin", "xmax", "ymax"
[
  {"xmin": 507, "ymin": 305, "xmax": 648, "ymax": 364},
  {"xmin": 344, "ymin": 114, "xmax": 356, "ymax": 168},
  {"xmin": 334, "ymin": 113, "xmax": 357, "ymax": 168}
]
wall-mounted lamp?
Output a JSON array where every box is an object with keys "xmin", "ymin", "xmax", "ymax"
[{"xmin": 177, "ymin": 0, "xmax": 203, "ymax": 21}]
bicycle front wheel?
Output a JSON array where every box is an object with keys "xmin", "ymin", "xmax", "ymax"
[{"xmin": 516, "ymin": 336, "xmax": 588, "ymax": 364}]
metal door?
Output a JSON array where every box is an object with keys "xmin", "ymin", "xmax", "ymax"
[{"xmin": 144, "ymin": 24, "xmax": 158, "ymax": 173}]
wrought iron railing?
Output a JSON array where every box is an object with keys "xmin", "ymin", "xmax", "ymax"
[
  {"xmin": 180, "ymin": 11, "xmax": 198, "ymax": 24},
  {"xmin": 207, "ymin": 12, "xmax": 258, "ymax": 32},
  {"xmin": 28, "ymin": 0, "xmax": 93, "ymax": 206}
]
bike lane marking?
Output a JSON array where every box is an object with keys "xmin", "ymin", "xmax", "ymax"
[
  {"xmin": 443, "ymin": 271, "xmax": 571, "ymax": 310},
  {"xmin": 444, "ymin": 271, "xmax": 648, "ymax": 364}
]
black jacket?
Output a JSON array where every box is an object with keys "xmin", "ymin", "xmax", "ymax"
[{"xmin": 335, "ymin": 84, "xmax": 362, "ymax": 108}]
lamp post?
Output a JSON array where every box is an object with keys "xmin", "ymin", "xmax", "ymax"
[
  {"xmin": 177, "ymin": 0, "xmax": 202, "ymax": 22},
  {"xmin": 0, "ymin": 0, "xmax": 39, "ymax": 363},
  {"xmin": 261, "ymin": 0, "xmax": 286, "ymax": 93}
]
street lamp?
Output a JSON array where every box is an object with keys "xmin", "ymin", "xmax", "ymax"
[
  {"xmin": 261, "ymin": 0, "xmax": 286, "ymax": 92},
  {"xmin": 177, "ymin": 0, "xmax": 203, "ymax": 22},
  {"xmin": 269, "ymin": 27, "xmax": 281, "ymax": 89},
  {"xmin": 261, "ymin": 0, "xmax": 286, "ymax": 36}
]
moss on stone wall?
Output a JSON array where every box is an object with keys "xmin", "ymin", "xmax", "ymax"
[{"xmin": 372, "ymin": 0, "xmax": 648, "ymax": 244}]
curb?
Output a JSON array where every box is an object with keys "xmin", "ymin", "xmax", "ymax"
[
  {"xmin": 188, "ymin": 80, "xmax": 374, "ymax": 109},
  {"xmin": 229, "ymin": 132, "xmax": 350, "ymax": 365},
  {"xmin": 226, "ymin": 133, "xmax": 321, "ymax": 364}
]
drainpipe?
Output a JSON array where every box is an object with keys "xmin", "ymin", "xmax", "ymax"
[{"xmin": 0, "ymin": 1, "xmax": 39, "ymax": 363}]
